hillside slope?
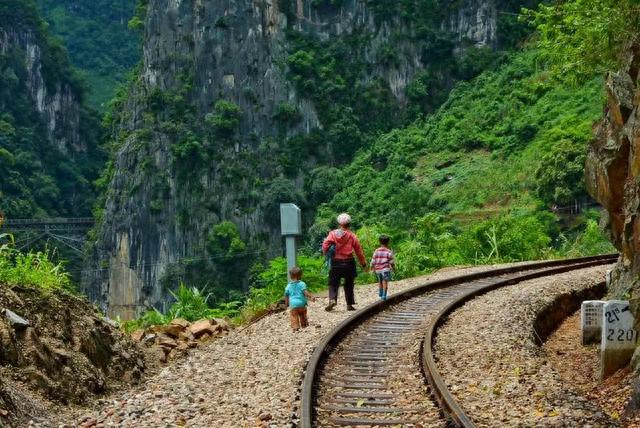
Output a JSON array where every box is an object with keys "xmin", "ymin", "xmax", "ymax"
[
  {"xmin": 311, "ymin": 49, "xmax": 613, "ymax": 273},
  {"xmin": 34, "ymin": 0, "xmax": 140, "ymax": 110}
]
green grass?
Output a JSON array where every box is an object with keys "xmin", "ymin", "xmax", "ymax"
[{"xmin": 0, "ymin": 233, "xmax": 73, "ymax": 292}]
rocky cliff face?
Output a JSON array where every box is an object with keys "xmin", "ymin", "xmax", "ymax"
[
  {"xmin": 0, "ymin": 3, "xmax": 102, "ymax": 219},
  {"xmin": 0, "ymin": 28, "xmax": 83, "ymax": 155},
  {"xmin": 87, "ymin": 0, "xmax": 517, "ymax": 319},
  {"xmin": 585, "ymin": 43, "xmax": 640, "ymax": 298}
]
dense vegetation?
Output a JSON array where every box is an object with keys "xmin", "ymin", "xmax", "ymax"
[
  {"xmin": 0, "ymin": 0, "xmax": 103, "ymax": 219},
  {"xmin": 0, "ymin": 233, "xmax": 72, "ymax": 292},
  {"xmin": 92, "ymin": 0, "xmax": 620, "ymax": 326},
  {"xmin": 527, "ymin": 0, "xmax": 640, "ymax": 82},
  {"xmin": 134, "ymin": 46, "xmax": 615, "ymax": 326},
  {"xmin": 305, "ymin": 48, "xmax": 614, "ymax": 275},
  {"xmin": 35, "ymin": 0, "xmax": 140, "ymax": 109}
]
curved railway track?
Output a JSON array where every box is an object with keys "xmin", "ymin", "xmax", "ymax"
[{"xmin": 300, "ymin": 254, "xmax": 617, "ymax": 428}]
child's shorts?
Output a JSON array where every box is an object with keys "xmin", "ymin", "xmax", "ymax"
[
  {"xmin": 290, "ymin": 307, "xmax": 308, "ymax": 330},
  {"xmin": 376, "ymin": 271, "xmax": 392, "ymax": 282}
]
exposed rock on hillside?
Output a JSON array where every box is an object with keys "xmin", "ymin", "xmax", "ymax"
[
  {"xmin": 585, "ymin": 43, "xmax": 640, "ymax": 297},
  {"xmin": 0, "ymin": 29, "xmax": 82, "ymax": 153},
  {"xmin": 131, "ymin": 317, "xmax": 231, "ymax": 363},
  {"xmin": 0, "ymin": 285, "xmax": 143, "ymax": 426},
  {"xmin": 0, "ymin": 1, "xmax": 103, "ymax": 218},
  {"xmin": 86, "ymin": 0, "xmax": 532, "ymax": 319}
]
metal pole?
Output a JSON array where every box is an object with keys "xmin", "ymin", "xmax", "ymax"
[{"xmin": 285, "ymin": 235, "xmax": 297, "ymax": 280}]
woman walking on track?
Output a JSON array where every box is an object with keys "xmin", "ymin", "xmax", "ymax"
[{"xmin": 322, "ymin": 213, "xmax": 367, "ymax": 312}]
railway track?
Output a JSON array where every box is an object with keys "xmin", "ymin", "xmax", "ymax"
[{"xmin": 300, "ymin": 254, "xmax": 617, "ymax": 428}]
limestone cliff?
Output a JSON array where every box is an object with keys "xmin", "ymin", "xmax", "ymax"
[
  {"xmin": 0, "ymin": 1, "xmax": 102, "ymax": 218},
  {"xmin": 0, "ymin": 26, "xmax": 82, "ymax": 155},
  {"xmin": 87, "ymin": 0, "xmax": 527, "ymax": 319}
]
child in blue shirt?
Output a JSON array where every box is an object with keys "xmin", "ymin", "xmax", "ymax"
[{"xmin": 284, "ymin": 266, "xmax": 315, "ymax": 331}]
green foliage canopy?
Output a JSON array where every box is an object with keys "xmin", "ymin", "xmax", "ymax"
[
  {"xmin": 35, "ymin": 0, "xmax": 140, "ymax": 109},
  {"xmin": 527, "ymin": 0, "xmax": 640, "ymax": 82}
]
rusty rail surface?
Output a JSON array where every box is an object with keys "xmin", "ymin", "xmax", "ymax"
[{"xmin": 300, "ymin": 254, "xmax": 617, "ymax": 428}]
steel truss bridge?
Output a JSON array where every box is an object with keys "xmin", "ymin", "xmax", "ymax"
[{"xmin": 1, "ymin": 218, "xmax": 95, "ymax": 254}]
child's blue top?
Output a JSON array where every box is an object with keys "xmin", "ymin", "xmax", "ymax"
[{"xmin": 285, "ymin": 280, "xmax": 308, "ymax": 309}]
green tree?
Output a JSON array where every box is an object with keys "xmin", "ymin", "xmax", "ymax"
[
  {"xmin": 35, "ymin": 0, "xmax": 141, "ymax": 109},
  {"xmin": 535, "ymin": 139, "xmax": 587, "ymax": 205},
  {"xmin": 207, "ymin": 100, "xmax": 242, "ymax": 138},
  {"xmin": 527, "ymin": 0, "xmax": 640, "ymax": 82},
  {"xmin": 206, "ymin": 221, "xmax": 247, "ymax": 261}
]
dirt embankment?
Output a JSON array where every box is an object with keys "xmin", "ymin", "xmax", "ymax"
[{"xmin": 0, "ymin": 285, "xmax": 144, "ymax": 427}]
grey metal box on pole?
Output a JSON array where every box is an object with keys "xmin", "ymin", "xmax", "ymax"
[{"xmin": 280, "ymin": 203, "xmax": 301, "ymax": 279}]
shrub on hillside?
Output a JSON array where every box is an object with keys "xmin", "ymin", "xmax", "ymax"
[
  {"xmin": 0, "ymin": 233, "xmax": 72, "ymax": 292},
  {"xmin": 239, "ymin": 256, "xmax": 325, "ymax": 321}
]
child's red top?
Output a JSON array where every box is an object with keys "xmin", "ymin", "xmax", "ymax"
[{"xmin": 370, "ymin": 247, "xmax": 394, "ymax": 272}]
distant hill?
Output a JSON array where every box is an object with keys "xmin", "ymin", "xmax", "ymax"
[
  {"xmin": 0, "ymin": 0, "xmax": 103, "ymax": 218},
  {"xmin": 35, "ymin": 0, "xmax": 140, "ymax": 110}
]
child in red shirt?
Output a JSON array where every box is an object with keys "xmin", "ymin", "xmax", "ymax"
[{"xmin": 370, "ymin": 235, "xmax": 395, "ymax": 301}]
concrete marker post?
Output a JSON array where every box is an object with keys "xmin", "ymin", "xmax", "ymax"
[
  {"xmin": 280, "ymin": 203, "xmax": 301, "ymax": 280},
  {"xmin": 581, "ymin": 300, "xmax": 605, "ymax": 345},
  {"xmin": 600, "ymin": 300, "xmax": 639, "ymax": 378}
]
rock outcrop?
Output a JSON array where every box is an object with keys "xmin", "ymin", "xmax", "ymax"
[
  {"xmin": 0, "ymin": 284, "xmax": 144, "ymax": 426},
  {"xmin": 0, "ymin": 24, "xmax": 84, "ymax": 155},
  {"xmin": 86, "ymin": 0, "xmax": 526, "ymax": 319},
  {"xmin": 585, "ymin": 43, "xmax": 640, "ymax": 298}
]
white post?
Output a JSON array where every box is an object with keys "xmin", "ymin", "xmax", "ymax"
[
  {"xmin": 600, "ymin": 300, "xmax": 639, "ymax": 378},
  {"xmin": 581, "ymin": 300, "xmax": 605, "ymax": 345},
  {"xmin": 280, "ymin": 203, "xmax": 302, "ymax": 280}
]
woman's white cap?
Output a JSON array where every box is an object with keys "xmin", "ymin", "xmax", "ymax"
[{"xmin": 337, "ymin": 213, "xmax": 352, "ymax": 225}]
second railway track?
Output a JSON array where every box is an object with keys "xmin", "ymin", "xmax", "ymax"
[{"xmin": 300, "ymin": 254, "xmax": 617, "ymax": 428}]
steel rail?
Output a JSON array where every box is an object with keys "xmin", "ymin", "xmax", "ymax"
[
  {"xmin": 300, "ymin": 254, "xmax": 617, "ymax": 428},
  {"xmin": 422, "ymin": 254, "xmax": 617, "ymax": 427}
]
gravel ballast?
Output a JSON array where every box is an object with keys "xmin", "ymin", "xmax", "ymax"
[
  {"xmin": 68, "ymin": 263, "xmax": 537, "ymax": 428},
  {"xmin": 434, "ymin": 265, "xmax": 618, "ymax": 427}
]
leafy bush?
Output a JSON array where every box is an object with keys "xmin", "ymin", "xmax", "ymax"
[
  {"xmin": 0, "ymin": 234, "xmax": 73, "ymax": 292},
  {"xmin": 560, "ymin": 218, "xmax": 616, "ymax": 257},
  {"xmin": 206, "ymin": 221, "xmax": 247, "ymax": 261},
  {"xmin": 165, "ymin": 283, "xmax": 216, "ymax": 321},
  {"xmin": 526, "ymin": 0, "xmax": 640, "ymax": 82},
  {"xmin": 121, "ymin": 283, "xmax": 242, "ymax": 332},
  {"xmin": 273, "ymin": 102, "xmax": 301, "ymax": 125},
  {"xmin": 535, "ymin": 138, "xmax": 588, "ymax": 205},
  {"xmin": 207, "ymin": 100, "xmax": 241, "ymax": 138},
  {"xmin": 459, "ymin": 213, "xmax": 553, "ymax": 263},
  {"xmin": 238, "ymin": 256, "xmax": 325, "ymax": 322}
]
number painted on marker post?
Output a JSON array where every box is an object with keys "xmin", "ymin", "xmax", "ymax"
[
  {"xmin": 607, "ymin": 328, "xmax": 638, "ymax": 342},
  {"xmin": 606, "ymin": 309, "xmax": 621, "ymax": 323}
]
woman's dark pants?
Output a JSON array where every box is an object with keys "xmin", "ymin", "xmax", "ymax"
[{"xmin": 329, "ymin": 259, "xmax": 356, "ymax": 305}]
